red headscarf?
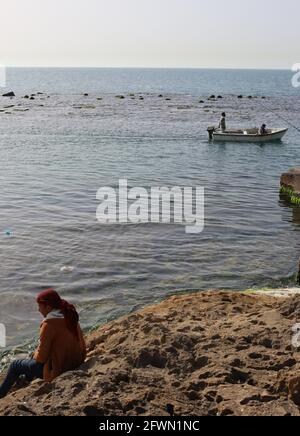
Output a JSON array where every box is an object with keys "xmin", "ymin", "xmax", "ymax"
[{"xmin": 37, "ymin": 289, "xmax": 79, "ymax": 339}]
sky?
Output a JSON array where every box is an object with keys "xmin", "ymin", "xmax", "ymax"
[{"xmin": 0, "ymin": 0, "xmax": 299, "ymax": 69}]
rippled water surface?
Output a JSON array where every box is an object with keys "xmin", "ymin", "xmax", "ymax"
[{"xmin": 0, "ymin": 68, "xmax": 300, "ymax": 349}]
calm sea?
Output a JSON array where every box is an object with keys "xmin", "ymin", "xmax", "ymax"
[{"xmin": 0, "ymin": 68, "xmax": 300, "ymax": 352}]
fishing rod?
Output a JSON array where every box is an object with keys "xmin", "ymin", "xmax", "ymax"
[{"xmin": 262, "ymin": 102, "xmax": 300, "ymax": 133}]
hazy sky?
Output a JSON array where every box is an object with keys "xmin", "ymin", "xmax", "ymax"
[{"xmin": 0, "ymin": 0, "xmax": 299, "ymax": 68}]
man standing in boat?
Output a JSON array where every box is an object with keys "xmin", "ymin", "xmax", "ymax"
[{"xmin": 219, "ymin": 112, "xmax": 226, "ymax": 132}]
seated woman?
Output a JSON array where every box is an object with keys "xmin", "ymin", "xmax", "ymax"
[{"xmin": 0, "ymin": 289, "xmax": 86, "ymax": 398}]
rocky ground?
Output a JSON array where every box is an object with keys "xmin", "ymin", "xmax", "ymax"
[{"xmin": 1, "ymin": 290, "xmax": 300, "ymax": 416}]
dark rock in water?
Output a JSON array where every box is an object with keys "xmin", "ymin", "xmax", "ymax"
[
  {"xmin": 238, "ymin": 95, "xmax": 243, "ymax": 99},
  {"xmin": 165, "ymin": 98, "xmax": 171, "ymax": 101},
  {"xmin": 30, "ymin": 96, "xmax": 35, "ymax": 100},
  {"xmin": 209, "ymin": 95, "xmax": 216, "ymax": 99},
  {"xmin": 281, "ymin": 168, "xmax": 300, "ymax": 192},
  {"xmin": 97, "ymin": 97, "xmax": 102, "ymax": 100},
  {"xmin": 31, "ymin": 94, "xmax": 36, "ymax": 97},
  {"xmin": 2, "ymin": 91, "xmax": 15, "ymax": 97},
  {"xmin": 115, "ymin": 95, "xmax": 125, "ymax": 99},
  {"xmin": 37, "ymin": 92, "xmax": 43, "ymax": 95},
  {"xmin": 199, "ymin": 100, "xmax": 204, "ymax": 103},
  {"xmin": 217, "ymin": 95, "xmax": 223, "ymax": 99},
  {"xmin": 261, "ymin": 96, "xmax": 266, "ymax": 99},
  {"xmin": 280, "ymin": 168, "xmax": 300, "ymax": 204},
  {"xmin": 24, "ymin": 95, "xmax": 29, "ymax": 99},
  {"xmin": 158, "ymin": 94, "xmax": 163, "ymax": 98},
  {"xmin": 248, "ymin": 95, "xmax": 253, "ymax": 99},
  {"xmin": 83, "ymin": 93, "xmax": 89, "ymax": 96},
  {"xmin": 139, "ymin": 97, "xmax": 144, "ymax": 100},
  {"xmin": 280, "ymin": 168, "xmax": 300, "ymax": 206}
]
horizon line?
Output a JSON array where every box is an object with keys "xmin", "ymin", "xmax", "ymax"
[{"xmin": 3, "ymin": 65, "xmax": 292, "ymax": 71}]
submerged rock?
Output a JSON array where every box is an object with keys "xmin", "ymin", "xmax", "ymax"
[
  {"xmin": 177, "ymin": 105, "xmax": 192, "ymax": 110},
  {"xmin": 73, "ymin": 104, "xmax": 96, "ymax": 109},
  {"xmin": 2, "ymin": 91, "xmax": 15, "ymax": 97}
]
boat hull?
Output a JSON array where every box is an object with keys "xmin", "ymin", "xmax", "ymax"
[{"xmin": 212, "ymin": 128, "xmax": 288, "ymax": 143}]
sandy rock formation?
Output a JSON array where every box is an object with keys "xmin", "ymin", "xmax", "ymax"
[{"xmin": 1, "ymin": 290, "xmax": 300, "ymax": 416}]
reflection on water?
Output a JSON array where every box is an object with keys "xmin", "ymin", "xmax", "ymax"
[{"xmin": 279, "ymin": 195, "xmax": 300, "ymax": 228}]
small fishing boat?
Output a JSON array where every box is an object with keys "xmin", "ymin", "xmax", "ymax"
[{"xmin": 207, "ymin": 127, "xmax": 288, "ymax": 143}]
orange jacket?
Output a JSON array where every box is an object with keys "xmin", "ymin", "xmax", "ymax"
[{"xmin": 34, "ymin": 318, "xmax": 86, "ymax": 382}]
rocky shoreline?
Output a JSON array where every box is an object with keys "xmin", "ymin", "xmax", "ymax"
[{"xmin": 1, "ymin": 290, "xmax": 300, "ymax": 416}]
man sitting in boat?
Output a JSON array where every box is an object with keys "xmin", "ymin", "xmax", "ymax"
[
  {"xmin": 260, "ymin": 124, "xmax": 267, "ymax": 135},
  {"xmin": 219, "ymin": 112, "xmax": 226, "ymax": 132}
]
